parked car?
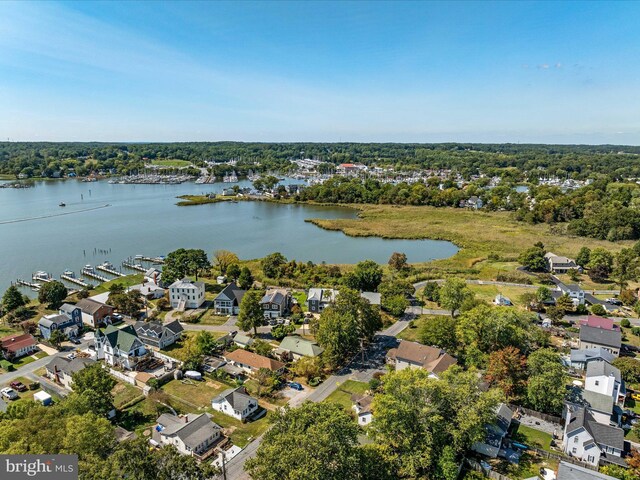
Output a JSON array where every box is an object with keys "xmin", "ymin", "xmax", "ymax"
[
  {"xmin": 9, "ymin": 381, "xmax": 27, "ymax": 392},
  {"xmin": 112, "ymin": 314, "xmax": 123, "ymax": 321},
  {"xmin": 70, "ymin": 338, "xmax": 81, "ymax": 345},
  {"xmin": 631, "ymin": 393, "xmax": 640, "ymax": 401},
  {"xmin": 1, "ymin": 387, "xmax": 19, "ymax": 400},
  {"xmin": 606, "ymin": 298, "xmax": 622, "ymax": 305},
  {"xmin": 288, "ymin": 382, "xmax": 303, "ymax": 391}
]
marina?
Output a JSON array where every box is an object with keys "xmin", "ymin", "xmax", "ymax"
[
  {"xmin": 60, "ymin": 270, "xmax": 90, "ymax": 288},
  {"xmin": 122, "ymin": 260, "xmax": 147, "ymax": 272},
  {"xmin": 81, "ymin": 265, "xmax": 109, "ymax": 282},
  {"xmin": 95, "ymin": 261, "xmax": 125, "ymax": 277}
]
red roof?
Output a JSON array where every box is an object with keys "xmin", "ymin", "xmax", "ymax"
[
  {"xmin": 339, "ymin": 163, "xmax": 356, "ymax": 168},
  {"xmin": 0, "ymin": 333, "xmax": 37, "ymax": 353},
  {"xmin": 580, "ymin": 315, "xmax": 618, "ymax": 331}
]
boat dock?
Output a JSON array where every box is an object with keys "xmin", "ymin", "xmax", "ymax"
[
  {"xmin": 16, "ymin": 279, "xmax": 41, "ymax": 290},
  {"xmin": 96, "ymin": 263, "xmax": 125, "ymax": 277},
  {"xmin": 82, "ymin": 266, "xmax": 108, "ymax": 282},
  {"xmin": 140, "ymin": 255, "xmax": 165, "ymax": 264},
  {"xmin": 61, "ymin": 272, "xmax": 89, "ymax": 288},
  {"xmin": 122, "ymin": 261, "xmax": 146, "ymax": 272}
]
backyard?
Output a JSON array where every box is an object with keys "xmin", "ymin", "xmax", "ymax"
[{"xmin": 323, "ymin": 379, "xmax": 369, "ymax": 411}]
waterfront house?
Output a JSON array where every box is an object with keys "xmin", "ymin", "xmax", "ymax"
[
  {"xmin": 0, "ymin": 333, "xmax": 37, "ymax": 360},
  {"xmin": 38, "ymin": 304, "xmax": 82, "ymax": 340},
  {"xmin": 544, "ymin": 252, "xmax": 581, "ymax": 274},
  {"xmin": 351, "ymin": 393, "xmax": 374, "ymax": 426},
  {"xmin": 45, "ymin": 356, "xmax": 95, "ymax": 390},
  {"xmin": 168, "ymin": 278, "xmax": 205, "ymax": 310},
  {"xmin": 131, "ymin": 283, "xmax": 166, "ymax": 300},
  {"xmin": 213, "ymin": 282, "xmax": 246, "ymax": 315},
  {"xmin": 95, "ymin": 325, "xmax": 146, "ymax": 370},
  {"xmin": 259, "ymin": 287, "xmax": 291, "ymax": 319},
  {"xmin": 275, "ymin": 335, "xmax": 324, "ymax": 361},
  {"xmin": 223, "ymin": 349, "xmax": 285, "ymax": 375},
  {"xmin": 211, "ymin": 386, "xmax": 259, "ymax": 421},
  {"xmin": 134, "ymin": 320, "xmax": 183, "ymax": 349},
  {"xmin": 307, "ymin": 288, "xmax": 338, "ymax": 313},
  {"xmin": 579, "ymin": 325, "xmax": 621, "ymax": 357},
  {"xmin": 386, "ymin": 340, "xmax": 457, "ymax": 378},
  {"xmin": 471, "ymin": 403, "xmax": 513, "ymax": 458},
  {"xmin": 75, "ymin": 298, "xmax": 114, "ymax": 328},
  {"xmin": 144, "ymin": 268, "xmax": 162, "ymax": 285},
  {"xmin": 563, "ymin": 406, "xmax": 625, "ymax": 468},
  {"xmin": 152, "ymin": 413, "xmax": 222, "ymax": 459}
]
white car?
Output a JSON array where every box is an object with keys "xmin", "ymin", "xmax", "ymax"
[{"xmin": 1, "ymin": 387, "xmax": 19, "ymax": 400}]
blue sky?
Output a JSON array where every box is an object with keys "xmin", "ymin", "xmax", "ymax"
[{"xmin": 0, "ymin": 1, "xmax": 639, "ymax": 144}]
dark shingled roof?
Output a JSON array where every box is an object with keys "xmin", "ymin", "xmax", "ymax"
[
  {"xmin": 579, "ymin": 325, "xmax": 621, "ymax": 349},
  {"xmin": 212, "ymin": 386, "xmax": 256, "ymax": 412},
  {"xmin": 566, "ymin": 407, "xmax": 624, "ymax": 451}
]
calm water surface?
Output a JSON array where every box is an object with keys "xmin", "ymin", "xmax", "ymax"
[{"xmin": 0, "ymin": 179, "xmax": 458, "ymax": 294}]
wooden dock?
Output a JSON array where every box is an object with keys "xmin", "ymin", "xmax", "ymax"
[
  {"xmin": 16, "ymin": 279, "xmax": 41, "ymax": 290},
  {"xmin": 122, "ymin": 261, "xmax": 146, "ymax": 272},
  {"xmin": 61, "ymin": 274, "xmax": 89, "ymax": 288},
  {"xmin": 82, "ymin": 268, "xmax": 108, "ymax": 282},
  {"xmin": 96, "ymin": 265, "xmax": 125, "ymax": 277}
]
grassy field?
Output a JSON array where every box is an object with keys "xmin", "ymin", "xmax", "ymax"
[
  {"xmin": 91, "ymin": 274, "xmax": 144, "ymax": 294},
  {"xmin": 466, "ymin": 284, "xmax": 537, "ymax": 310},
  {"xmin": 112, "ymin": 381, "xmax": 143, "ymax": 409},
  {"xmin": 308, "ymin": 204, "xmax": 629, "ymax": 278},
  {"xmin": 151, "ymin": 159, "xmax": 192, "ymax": 168},
  {"xmin": 324, "ymin": 380, "xmax": 369, "ymax": 411},
  {"xmin": 397, "ymin": 315, "xmax": 450, "ymax": 343},
  {"xmin": 510, "ymin": 424, "xmax": 553, "ymax": 452},
  {"xmin": 160, "ymin": 331, "xmax": 226, "ymax": 361}
]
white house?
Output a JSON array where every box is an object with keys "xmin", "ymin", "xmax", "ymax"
[
  {"xmin": 134, "ymin": 320, "xmax": 184, "ymax": 350},
  {"xmin": 169, "ymin": 278, "xmax": 205, "ymax": 310},
  {"xmin": 351, "ymin": 394, "xmax": 374, "ymax": 426},
  {"xmin": 211, "ymin": 386, "xmax": 259, "ymax": 421},
  {"xmin": 152, "ymin": 413, "xmax": 222, "ymax": 458},
  {"xmin": 45, "ymin": 356, "xmax": 96, "ymax": 391},
  {"xmin": 563, "ymin": 407, "xmax": 625, "ymax": 468},
  {"xmin": 94, "ymin": 325, "xmax": 147, "ymax": 370},
  {"xmin": 585, "ymin": 361, "xmax": 626, "ymax": 409},
  {"xmin": 213, "ymin": 282, "xmax": 246, "ymax": 315},
  {"xmin": 545, "ymin": 252, "xmax": 581, "ymax": 273},
  {"xmin": 558, "ymin": 282, "xmax": 585, "ymax": 305}
]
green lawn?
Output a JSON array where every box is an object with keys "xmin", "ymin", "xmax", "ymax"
[
  {"xmin": 292, "ymin": 291, "xmax": 308, "ymax": 311},
  {"xmin": 0, "ymin": 323, "xmax": 20, "ymax": 337},
  {"xmin": 324, "ymin": 380, "xmax": 369, "ymax": 411},
  {"xmin": 162, "ymin": 378, "xmax": 227, "ymax": 408},
  {"xmin": 117, "ymin": 396, "xmax": 160, "ymax": 435},
  {"xmin": 92, "ymin": 274, "xmax": 143, "ymax": 294},
  {"xmin": 510, "ymin": 424, "xmax": 553, "ymax": 452},
  {"xmin": 466, "ymin": 284, "xmax": 537, "ymax": 310},
  {"xmin": 397, "ymin": 315, "xmax": 450, "ymax": 343},
  {"xmin": 112, "ymin": 381, "xmax": 143, "ymax": 409},
  {"xmin": 182, "ymin": 309, "xmax": 228, "ymax": 326},
  {"xmin": 10, "ymin": 355, "xmax": 36, "ymax": 369},
  {"xmin": 161, "ymin": 331, "xmax": 226, "ymax": 362},
  {"xmin": 151, "ymin": 159, "xmax": 192, "ymax": 168}
]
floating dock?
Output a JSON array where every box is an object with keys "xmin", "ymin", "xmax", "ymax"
[
  {"xmin": 16, "ymin": 279, "xmax": 41, "ymax": 290},
  {"xmin": 122, "ymin": 261, "xmax": 146, "ymax": 272},
  {"xmin": 61, "ymin": 272, "xmax": 89, "ymax": 288},
  {"xmin": 82, "ymin": 266, "xmax": 108, "ymax": 282},
  {"xmin": 96, "ymin": 262, "xmax": 125, "ymax": 277}
]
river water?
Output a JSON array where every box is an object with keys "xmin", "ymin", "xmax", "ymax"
[{"xmin": 0, "ymin": 179, "xmax": 458, "ymax": 294}]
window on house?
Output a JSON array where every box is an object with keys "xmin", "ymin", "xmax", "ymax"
[
  {"xmin": 574, "ymin": 436, "xmax": 579, "ymax": 443},
  {"xmin": 595, "ymin": 380, "xmax": 599, "ymax": 386},
  {"xmin": 572, "ymin": 447, "xmax": 577, "ymax": 454}
]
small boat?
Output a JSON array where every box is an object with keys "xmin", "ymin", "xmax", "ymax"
[
  {"xmin": 59, "ymin": 202, "xmax": 66, "ymax": 207},
  {"xmin": 101, "ymin": 261, "xmax": 115, "ymax": 270},
  {"xmin": 32, "ymin": 271, "xmax": 52, "ymax": 282},
  {"xmin": 62, "ymin": 270, "xmax": 75, "ymax": 278}
]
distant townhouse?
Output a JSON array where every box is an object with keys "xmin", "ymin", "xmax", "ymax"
[
  {"xmin": 351, "ymin": 394, "xmax": 374, "ymax": 426},
  {"xmin": 545, "ymin": 252, "xmax": 581, "ymax": 274},
  {"xmin": 45, "ymin": 356, "xmax": 95, "ymax": 390},
  {"xmin": 95, "ymin": 325, "xmax": 147, "ymax": 370},
  {"xmin": 75, "ymin": 298, "xmax": 114, "ymax": 328},
  {"xmin": 459, "ymin": 196, "xmax": 484, "ymax": 209},
  {"xmin": 386, "ymin": 340, "xmax": 457, "ymax": 378},
  {"xmin": 472, "ymin": 403, "xmax": 513, "ymax": 458},
  {"xmin": 168, "ymin": 278, "xmax": 205, "ymax": 310},
  {"xmin": 0, "ymin": 333, "xmax": 37, "ymax": 360},
  {"xmin": 211, "ymin": 386, "xmax": 259, "ymax": 421},
  {"xmin": 38, "ymin": 303, "xmax": 82, "ymax": 340},
  {"xmin": 223, "ymin": 349, "xmax": 285, "ymax": 375},
  {"xmin": 579, "ymin": 325, "xmax": 621, "ymax": 357},
  {"xmin": 563, "ymin": 407, "xmax": 625, "ymax": 468},
  {"xmin": 134, "ymin": 320, "xmax": 183, "ymax": 349},
  {"xmin": 275, "ymin": 335, "xmax": 324, "ymax": 361},
  {"xmin": 307, "ymin": 288, "xmax": 338, "ymax": 313},
  {"xmin": 214, "ymin": 282, "xmax": 246, "ymax": 315},
  {"xmin": 259, "ymin": 288, "xmax": 291, "ymax": 319},
  {"xmin": 152, "ymin": 413, "xmax": 222, "ymax": 459}
]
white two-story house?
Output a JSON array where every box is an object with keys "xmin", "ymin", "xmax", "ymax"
[
  {"xmin": 152, "ymin": 413, "xmax": 222, "ymax": 459},
  {"xmin": 169, "ymin": 278, "xmax": 205, "ymax": 310},
  {"xmin": 211, "ymin": 386, "xmax": 258, "ymax": 421},
  {"xmin": 94, "ymin": 325, "xmax": 147, "ymax": 370}
]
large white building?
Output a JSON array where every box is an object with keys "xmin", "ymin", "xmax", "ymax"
[
  {"xmin": 169, "ymin": 278, "xmax": 205, "ymax": 310},
  {"xmin": 152, "ymin": 413, "xmax": 222, "ymax": 459}
]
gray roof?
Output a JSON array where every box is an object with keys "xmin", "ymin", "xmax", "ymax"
[
  {"xmin": 557, "ymin": 461, "xmax": 617, "ymax": 480},
  {"xmin": 38, "ymin": 314, "xmax": 69, "ymax": 328},
  {"xmin": 360, "ymin": 292, "xmax": 381, "ymax": 305},
  {"xmin": 134, "ymin": 320, "xmax": 183, "ymax": 339},
  {"xmin": 562, "ymin": 283, "xmax": 583, "ymax": 292},
  {"xmin": 216, "ymin": 282, "xmax": 246, "ymax": 303},
  {"xmin": 307, "ymin": 288, "xmax": 338, "ymax": 303},
  {"xmin": 580, "ymin": 325, "xmax": 622, "ymax": 349},
  {"xmin": 59, "ymin": 303, "xmax": 79, "ymax": 315},
  {"xmin": 233, "ymin": 334, "xmax": 254, "ymax": 346},
  {"xmin": 164, "ymin": 319, "xmax": 184, "ymax": 335},
  {"xmin": 156, "ymin": 413, "xmax": 221, "ymax": 449},
  {"xmin": 581, "ymin": 389, "xmax": 614, "ymax": 414},
  {"xmin": 586, "ymin": 360, "xmax": 621, "ymax": 383},
  {"xmin": 212, "ymin": 386, "xmax": 257, "ymax": 412},
  {"xmin": 570, "ymin": 348, "xmax": 616, "ymax": 365},
  {"xmin": 46, "ymin": 356, "xmax": 95, "ymax": 376},
  {"xmin": 76, "ymin": 298, "xmax": 111, "ymax": 315},
  {"xmin": 260, "ymin": 288, "xmax": 288, "ymax": 306},
  {"xmin": 169, "ymin": 278, "xmax": 204, "ymax": 290},
  {"xmin": 566, "ymin": 407, "xmax": 624, "ymax": 450}
]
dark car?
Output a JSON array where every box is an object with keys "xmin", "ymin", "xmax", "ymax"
[
  {"xmin": 288, "ymin": 382, "xmax": 304, "ymax": 391},
  {"xmin": 70, "ymin": 338, "xmax": 81, "ymax": 345},
  {"xmin": 9, "ymin": 381, "xmax": 27, "ymax": 392}
]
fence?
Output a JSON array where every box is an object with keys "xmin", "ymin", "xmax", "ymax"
[
  {"xmin": 109, "ymin": 368, "xmax": 136, "ymax": 385},
  {"xmin": 509, "ymin": 404, "xmax": 563, "ymax": 424},
  {"xmin": 531, "ymin": 448, "xmax": 599, "ymax": 471},
  {"xmin": 464, "ymin": 458, "xmax": 513, "ymax": 480},
  {"xmin": 152, "ymin": 350, "xmax": 181, "ymax": 365}
]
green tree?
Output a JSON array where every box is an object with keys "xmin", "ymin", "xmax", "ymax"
[
  {"xmin": 226, "ymin": 263, "xmax": 241, "ymax": 281},
  {"xmin": 612, "ymin": 357, "xmax": 640, "ymax": 384},
  {"xmin": 382, "ymin": 295, "xmax": 409, "ymax": 316},
  {"xmin": 70, "ymin": 363, "xmax": 117, "ymax": 416},
  {"xmin": 388, "ymin": 252, "xmax": 408, "ymax": 271},
  {"xmin": 316, "ymin": 307, "xmax": 359, "ymax": 368},
  {"xmin": 109, "ymin": 290, "xmax": 143, "ymax": 317},
  {"xmin": 418, "ymin": 315, "xmax": 458, "ymax": 353},
  {"xmin": 576, "ymin": 247, "xmax": 591, "ymax": 268},
  {"xmin": 252, "ymin": 338, "xmax": 273, "ymax": 356},
  {"xmin": 261, "ymin": 252, "xmax": 287, "ymax": 278},
  {"xmin": 612, "ymin": 248, "xmax": 640, "ymax": 289},
  {"xmin": 62, "ymin": 413, "xmax": 115, "ymax": 459},
  {"xmin": 379, "ymin": 279, "xmax": 413, "ymax": 316},
  {"xmin": 344, "ymin": 259, "xmax": 383, "ymax": 292},
  {"xmin": 590, "ymin": 303, "xmax": 607, "ymax": 316},
  {"xmin": 555, "ymin": 294, "xmax": 575, "ymax": 314},
  {"xmin": 162, "ymin": 248, "xmax": 210, "ymax": 283},
  {"xmin": 38, "ymin": 280, "xmax": 68, "ymax": 309},
  {"xmin": 245, "ymin": 403, "xmax": 362, "ymax": 480},
  {"xmin": 485, "ymin": 347, "xmax": 527, "ymax": 401},
  {"xmin": 526, "ymin": 349, "xmax": 566, "ymax": 415},
  {"xmin": 422, "ymin": 281, "xmax": 440, "ymax": 303},
  {"xmin": 49, "ymin": 329, "xmax": 66, "ymax": 349},
  {"xmin": 237, "ymin": 266, "xmax": 254, "ymax": 290},
  {"xmin": 238, "ymin": 289, "xmax": 265, "ymax": 335},
  {"xmin": 212, "ymin": 250, "xmax": 239, "ymax": 275},
  {"xmin": 518, "ymin": 245, "xmax": 547, "ymax": 271},
  {"xmin": 2, "ymin": 285, "xmax": 26, "ymax": 312},
  {"xmin": 587, "ymin": 247, "xmax": 614, "ymax": 282},
  {"xmin": 290, "ymin": 356, "xmax": 323, "ymax": 381},
  {"xmin": 370, "ymin": 367, "xmax": 501, "ymax": 479},
  {"xmin": 439, "ymin": 278, "xmax": 473, "ymax": 317},
  {"xmin": 331, "ymin": 288, "xmax": 382, "ymax": 344}
]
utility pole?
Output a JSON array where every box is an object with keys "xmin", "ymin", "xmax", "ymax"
[{"xmin": 221, "ymin": 451, "xmax": 227, "ymax": 480}]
